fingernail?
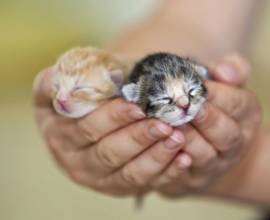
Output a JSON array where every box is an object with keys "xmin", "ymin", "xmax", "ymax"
[
  {"xmin": 216, "ymin": 64, "xmax": 237, "ymax": 81},
  {"xmin": 227, "ymin": 54, "xmax": 251, "ymax": 75},
  {"xmin": 164, "ymin": 131, "xmax": 184, "ymax": 149},
  {"xmin": 149, "ymin": 123, "xmax": 171, "ymax": 138},
  {"xmin": 178, "ymin": 154, "xmax": 192, "ymax": 168},
  {"xmin": 129, "ymin": 110, "xmax": 145, "ymax": 120},
  {"xmin": 195, "ymin": 105, "xmax": 207, "ymax": 122}
]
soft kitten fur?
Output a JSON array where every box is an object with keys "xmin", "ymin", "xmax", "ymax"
[
  {"xmin": 122, "ymin": 53, "xmax": 209, "ymax": 126},
  {"xmin": 52, "ymin": 47, "xmax": 130, "ymax": 118}
]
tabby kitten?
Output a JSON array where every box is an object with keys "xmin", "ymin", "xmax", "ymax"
[
  {"xmin": 122, "ymin": 53, "xmax": 209, "ymax": 126},
  {"xmin": 52, "ymin": 47, "xmax": 130, "ymax": 118}
]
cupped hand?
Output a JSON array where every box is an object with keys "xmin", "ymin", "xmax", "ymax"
[
  {"xmin": 34, "ymin": 68, "xmax": 185, "ymax": 195},
  {"xmin": 33, "ymin": 54, "xmax": 260, "ymax": 197},
  {"xmin": 151, "ymin": 55, "xmax": 261, "ymax": 197}
]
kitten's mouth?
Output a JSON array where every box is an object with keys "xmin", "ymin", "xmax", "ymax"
[
  {"xmin": 57, "ymin": 100, "xmax": 71, "ymax": 113},
  {"xmin": 180, "ymin": 107, "xmax": 189, "ymax": 117},
  {"xmin": 177, "ymin": 102, "xmax": 190, "ymax": 116}
]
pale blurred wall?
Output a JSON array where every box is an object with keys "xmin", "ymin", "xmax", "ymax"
[
  {"xmin": 0, "ymin": 0, "xmax": 157, "ymax": 91},
  {"xmin": 0, "ymin": 1, "xmax": 270, "ymax": 220}
]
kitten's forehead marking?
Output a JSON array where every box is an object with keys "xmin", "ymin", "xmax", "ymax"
[{"xmin": 165, "ymin": 76, "xmax": 186, "ymax": 99}]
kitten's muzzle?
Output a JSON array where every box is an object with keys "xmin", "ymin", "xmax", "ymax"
[
  {"xmin": 57, "ymin": 99, "xmax": 71, "ymax": 113},
  {"xmin": 177, "ymin": 96, "xmax": 190, "ymax": 111}
]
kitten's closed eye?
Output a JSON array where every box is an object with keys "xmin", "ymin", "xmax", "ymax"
[
  {"xmin": 188, "ymin": 88, "xmax": 196, "ymax": 98},
  {"xmin": 155, "ymin": 97, "xmax": 173, "ymax": 105},
  {"xmin": 73, "ymin": 86, "xmax": 98, "ymax": 94}
]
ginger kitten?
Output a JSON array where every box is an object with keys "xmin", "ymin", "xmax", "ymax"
[{"xmin": 52, "ymin": 47, "xmax": 130, "ymax": 118}]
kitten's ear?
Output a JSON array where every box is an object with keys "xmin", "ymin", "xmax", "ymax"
[
  {"xmin": 108, "ymin": 69, "xmax": 125, "ymax": 89},
  {"xmin": 190, "ymin": 62, "xmax": 210, "ymax": 80},
  {"xmin": 121, "ymin": 83, "xmax": 140, "ymax": 103},
  {"xmin": 194, "ymin": 64, "xmax": 210, "ymax": 80}
]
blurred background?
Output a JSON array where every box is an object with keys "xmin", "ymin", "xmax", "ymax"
[{"xmin": 1, "ymin": 1, "xmax": 270, "ymax": 220}]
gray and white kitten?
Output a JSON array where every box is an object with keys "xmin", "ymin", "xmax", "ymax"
[{"xmin": 122, "ymin": 53, "xmax": 209, "ymax": 126}]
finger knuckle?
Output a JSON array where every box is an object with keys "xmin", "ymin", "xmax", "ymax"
[
  {"xmin": 226, "ymin": 128, "xmax": 243, "ymax": 150},
  {"xmin": 231, "ymin": 89, "xmax": 259, "ymax": 119},
  {"xmin": 130, "ymin": 120, "xmax": 160, "ymax": 146},
  {"xmin": 121, "ymin": 166, "xmax": 146, "ymax": 186},
  {"xmin": 111, "ymin": 98, "xmax": 127, "ymax": 107},
  {"xmin": 109, "ymin": 99, "xmax": 129, "ymax": 122},
  {"xmin": 231, "ymin": 93, "xmax": 246, "ymax": 117},
  {"xmin": 130, "ymin": 125, "xmax": 150, "ymax": 147},
  {"xmin": 109, "ymin": 99, "xmax": 139, "ymax": 125},
  {"xmin": 162, "ymin": 171, "xmax": 179, "ymax": 183},
  {"xmin": 46, "ymin": 134, "xmax": 62, "ymax": 153},
  {"xmin": 151, "ymin": 151, "xmax": 169, "ymax": 165},
  {"xmin": 202, "ymin": 107, "xmax": 219, "ymax": 130},
  {"xmin": 78, "ymin": 121, "xmax": 100, "ymax": 143},
  {"xmin": 198, "ymin": 150, "xmax": 217, "ymax": 167},
  {"xmin": 130, "ymin": 132, "xmax": 148, "ymax": 148},
  {"xmin": 95, "ymin": 141, "xmax": 120, "ymax": 169}
]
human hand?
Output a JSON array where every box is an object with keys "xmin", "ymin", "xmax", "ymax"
[
  {"xmin": 34, "ymin": 68, "xmax": 182, "ymax": 195},
  {"xmin": 151, "ymin": 55, "xmax": 261, "ymax": 197},
  {"xmin": 33, "ymin": 54, "xmax": 260, "ymax": 197}
]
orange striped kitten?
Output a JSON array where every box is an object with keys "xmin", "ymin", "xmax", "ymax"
[{"xmin": 52, "ymin": 47, "xmax": 131, "ymax": 118}]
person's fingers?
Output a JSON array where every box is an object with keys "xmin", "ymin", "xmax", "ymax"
[
  {"xmin": 150, "ymin": 153, "xmax": 191, "ymax": 188},
  {"xmin": 193, "ymin": 103, "xmax": 243, "ymax": 153},
  {"xmin": 210, "ymin": 54, "xmax": 250, "ymax": 86},
  {"xmin": 34, "ymin": 69, "xmax": 149, "ymax": 149},
  {"xmin": 181, "ymin": 125, "xmax": 218, "ymax": 165},
  {"xmin": 104, "ymin": 130, "xmax": 185, "ymax": 187},
  {"xmin": 206, "ymin": 81, "xmax": 258, "ymax": 122},
  {"xmin": 76, "ymin": 98, "xmax": 146, "ymax": 146},
  {"xmin": 50, "ymin": 117, "xmax": 91, "ymax": 150},
  {"xmin": 153, "ymin": 152, "xmax": 218, "ymax": 195},
  {"xmin": 77, "ymin": 119, "xmax": 173, "ymax": 177},
  {"xmin": 151, "ymin": 126, "xmax": 216, "ymax": 188},
  {"xmin": 41, "ymin": 99, "xmax": 148, "ymax": 150}
]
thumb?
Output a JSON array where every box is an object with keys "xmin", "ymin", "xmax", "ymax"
[
  {"xmin": 210, "ymin": 54, "xmax": 251, "ymax": 87},
  {"xmin": 33, "ymin": 67, "xmax": 55, "ymax": 106}
]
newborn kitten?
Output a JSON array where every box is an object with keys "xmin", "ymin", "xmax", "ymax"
[
  {"xmin": 122, "ymin": 53, "xmax": 209, "ymax": 126},
  {"xmin": 52, "ymin": 47, "xmax": 130, "ymax": 118}
]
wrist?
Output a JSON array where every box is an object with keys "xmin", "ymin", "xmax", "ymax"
[{"xmin": 207, "ymin": 128, "xmax": 269, "ymax": 207}]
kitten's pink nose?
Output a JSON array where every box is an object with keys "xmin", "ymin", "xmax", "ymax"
[
  {"xmin": 57, "ymin": 98, "xmax": 70, "ymax": 112},
  {"xmin": 177, "ymin": 96, "xmax": 190, "ymax": 111},
  {"xmin": 58, "ymin": 98, "xmax": 68, "ymax": 105}
]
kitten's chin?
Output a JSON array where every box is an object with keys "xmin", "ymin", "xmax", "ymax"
[
  {"xmin": 168, "ymin": 104, "xmax": 204, "ymax": 126},
  {"xmin": 158, "ymin": 103, "xmax": 203, "ymax": 126},
  {"xmin": 168, "ymin": 115, "xmax": 194, "ymax": 126},
  {"xmin": 158, "ymin": 113, "xmax": 192, "ymax": 127}
]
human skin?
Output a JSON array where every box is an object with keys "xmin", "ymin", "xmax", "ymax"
[
  {"xmin": 33, "ymin": 0, "xmax": 267, "ymax": 207},
  {"xmin": 34, "ymin": 57, "xmax": 258, "ymax": 197}
]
